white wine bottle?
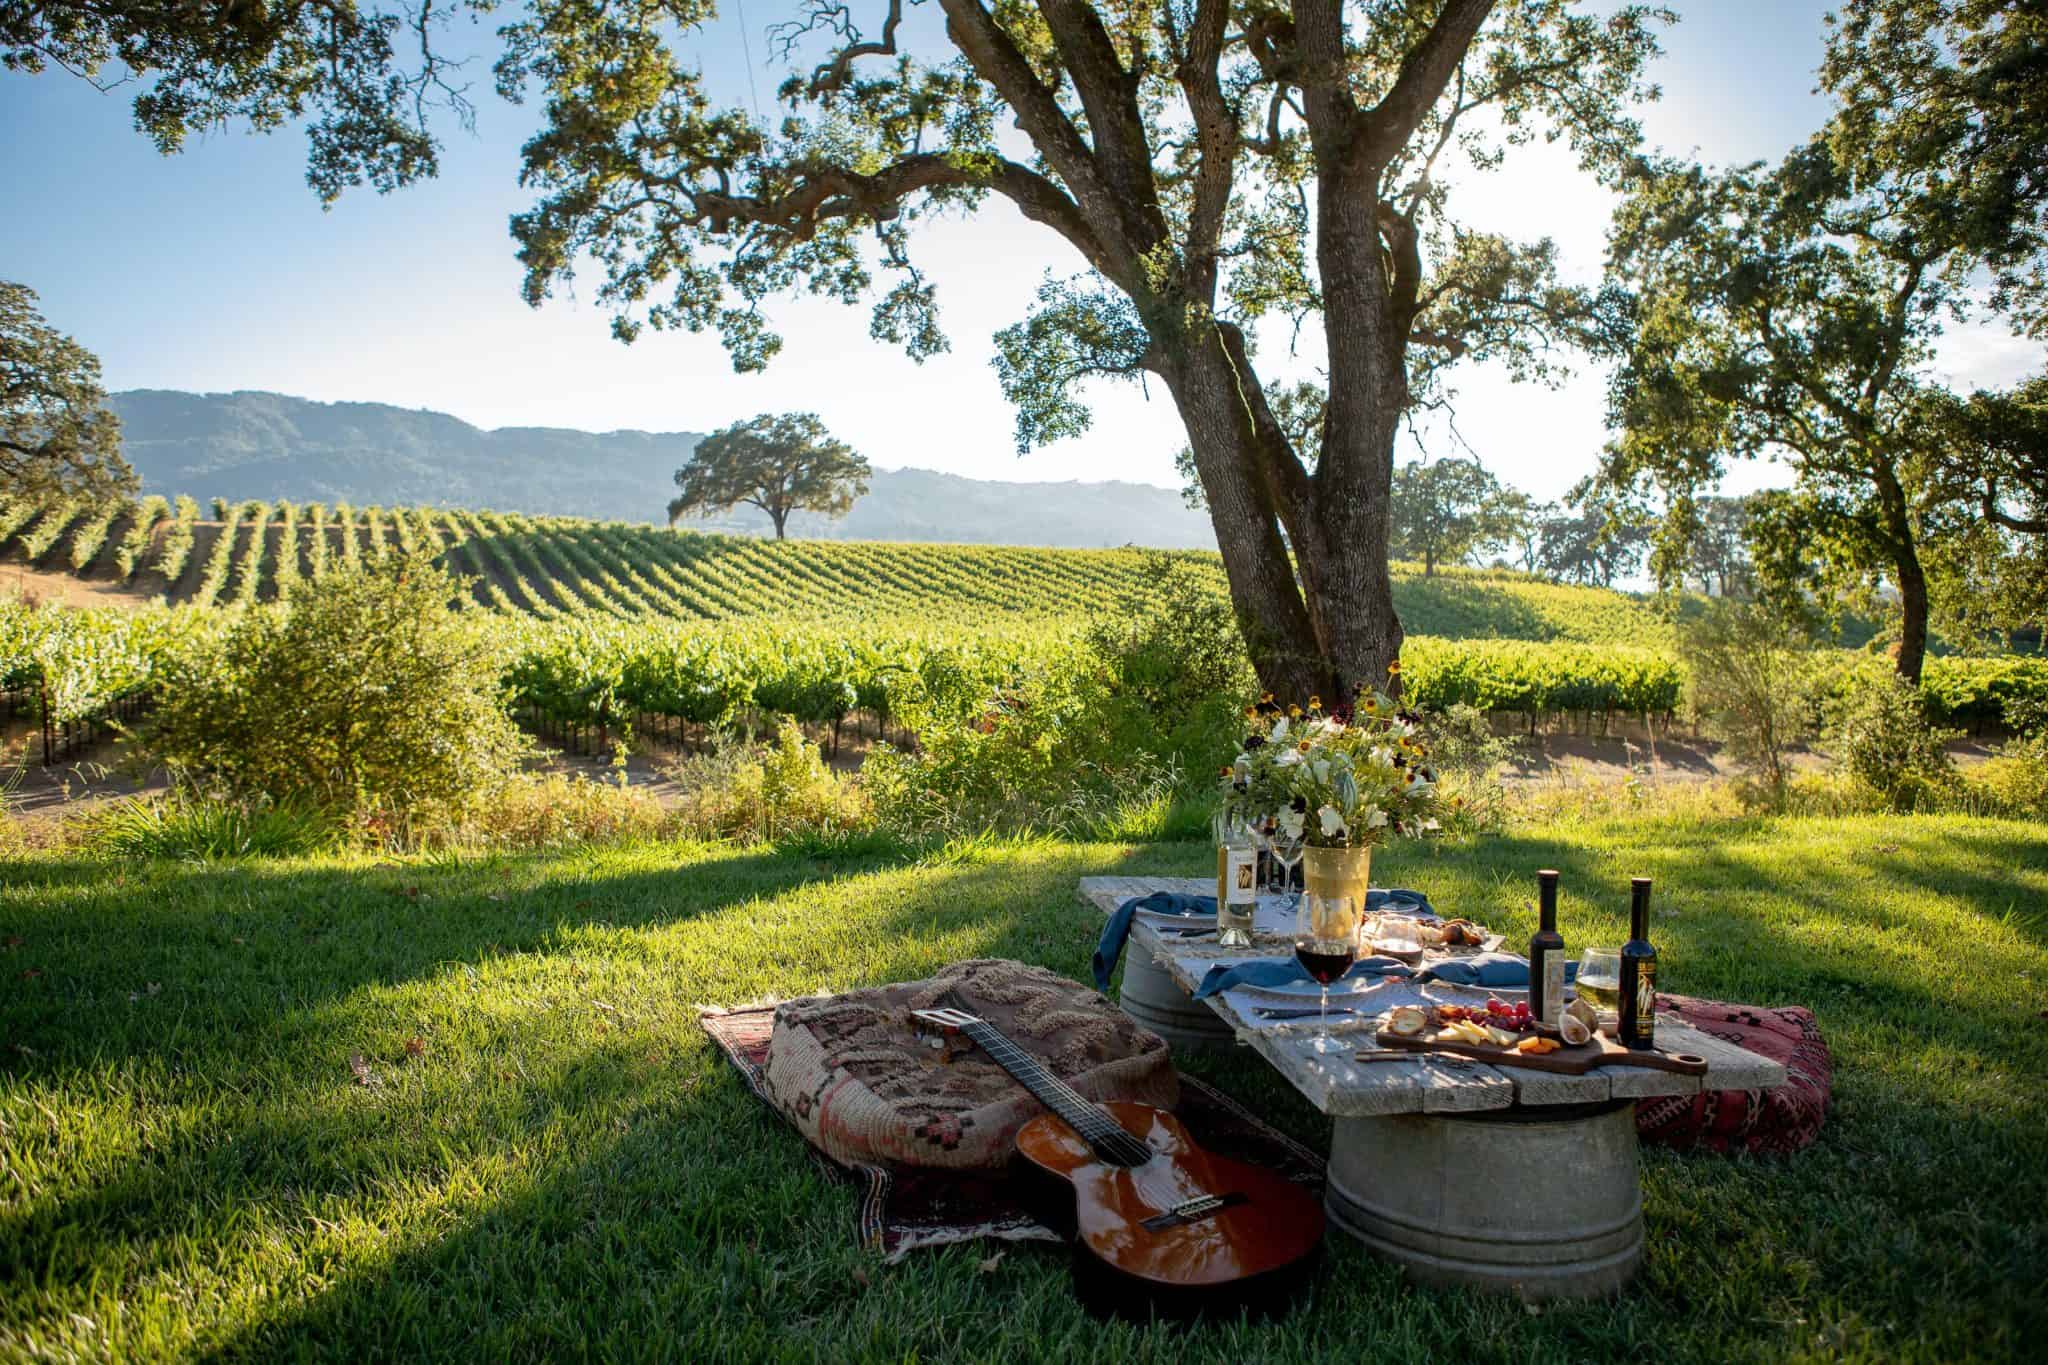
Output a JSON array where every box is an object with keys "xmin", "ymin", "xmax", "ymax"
[{"xmin": 1214, "ymin": 816, "xmax": 1257, "ymax": 947}]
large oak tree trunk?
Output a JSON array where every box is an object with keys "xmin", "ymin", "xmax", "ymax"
[{"xmin": 1167, "ymin": 333, "xmax": 1406, "ymax": 706}]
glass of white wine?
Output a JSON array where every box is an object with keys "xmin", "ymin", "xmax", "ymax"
[{"xmin": 1575, "ymin": 948, "xmax": 1621, "ymax": 1030}]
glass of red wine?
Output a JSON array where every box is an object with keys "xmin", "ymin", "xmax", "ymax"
[{"xmin": 1294, "ymin": 891, "xmax": 1359, "ymax": 1054}]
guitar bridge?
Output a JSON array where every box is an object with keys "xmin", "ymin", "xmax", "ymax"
[{"xmin": 1140, "ymin": 1192, "xmax": 1248, "ymax": 1230}]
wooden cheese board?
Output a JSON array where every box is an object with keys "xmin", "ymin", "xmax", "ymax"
[{"xmin": 1371, "ymin": 1023, "xmax": 1709, "ymax": 1076}]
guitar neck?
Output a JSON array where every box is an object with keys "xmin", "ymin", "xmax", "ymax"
[{"xmin": 957, "ymin": 1019, "xmax": 1128, "ymax": 1153}]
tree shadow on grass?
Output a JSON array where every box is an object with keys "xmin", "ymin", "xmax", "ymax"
[{"xmin": 0, "ymin": 842, "xmax": 1162, "ymax": 1307}]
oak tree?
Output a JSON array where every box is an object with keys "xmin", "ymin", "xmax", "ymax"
[
  {"xmin": 0, "ymin": 280, "xmax": 134, "ymax": 500},
  {"xmin": 500, "ymin": 0, "xmax": 1662, "ymax": 700},
  {"xmin": 1388, "ymin": 456, "xmax": 1518, "ymax": 575},
  {"xmin": 669, "ymin": 412, "xmax": 869, "ymax": 538},
  {"xmin": 1603, "ymin": 0, "xmax": 2047, "ymax": 683}
]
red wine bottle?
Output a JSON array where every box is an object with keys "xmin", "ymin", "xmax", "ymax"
[
  {"xmin": 1618, "ymin": 877, "xmax": 1658, "ymax": 1050},
  {"xmin": 1529, "ymin": 869, "xmax": 1565, "ymax": 1030}
]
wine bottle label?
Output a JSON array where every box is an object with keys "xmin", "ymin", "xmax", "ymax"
[
  {"xmin": 1539, "ymin": 953, "xmax": 1565, "ymax": 1028},
  {"xmin": 1222, "ymin": 847, "xmax": 1258, "ymax": 905},
  {"xmin": 1632, "ymin": 961, "xmax": 1656, "ymax": 1035}
]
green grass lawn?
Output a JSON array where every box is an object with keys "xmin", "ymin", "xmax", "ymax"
[{"xmin": 3, "ymin": 815, "xmax": 2045, "ymax": 1362}]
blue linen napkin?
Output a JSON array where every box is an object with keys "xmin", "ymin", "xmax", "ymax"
[
  {"xmin": 1094, "ymin": 886, "xmax": 1440, "ymax": 994},
  {"xmin": 1093, "ymin": 892, "xmax": 1214, "ymax": 991},
  {"xmin": 1192, "ymin": 954, "xmax": 1416, "ymax": 1000},
  {"xmin": 1415, "ymin": 951, "xmax": 1580, "ymax": 989},
  {"xmin": 1191, "ymin": 949, "xmax": 1581, "ymax": 999},
  {"xmin": 1365, "ymin": 887, "xmax": 1437, "ymax": 917}
]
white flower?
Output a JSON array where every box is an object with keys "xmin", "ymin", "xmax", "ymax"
[
  {"xmin": 1317, "ymin": 805, "xmax": 1347, "ymax": 838},
  {"xmin": 1362, "ymin": 805, "xmax": 1390, "ymax": 829},
  {"xmin": 1407, "ymin": 772, "xmax": 1433, "ymax": 795},
  {"xmin": 1278, "ymin": 807, "xmax": 1306, "ymax": 838},
  {"xmin": 1370, "ymin": 746, "xmax": 1395, "ymax": 767},
  {"xmin": 1276, "ymin": 747, "xmax": 1303, "ymax": 767},
  {"xmin": 1311, "ymin": 759, "xmax": 1332, "ymax": 785},
  {"xmin": 1270, "ymin": 716, "xmax": 1290, "ymax": 743}
]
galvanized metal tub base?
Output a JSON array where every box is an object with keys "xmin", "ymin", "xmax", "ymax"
[
  {"xmin": 1325, "ymin": 1100, "xmax": 1643, "ymax": 1300},
  {"xmin": 1117, "ymin": 943, "xmax": 1235, "ymax": 1050}
]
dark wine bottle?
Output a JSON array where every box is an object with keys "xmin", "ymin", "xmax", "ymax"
[
  {"xmin": 1529, "ymin": 869, "xmax": 1566, "ymax": 1030},
  {"xmin": 1618, "ymin": 877, "xmax": 1658, "ymax": 1050}
]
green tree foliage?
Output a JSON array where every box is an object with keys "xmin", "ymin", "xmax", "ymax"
[
  {"xmin": 1820, "ymin": 0, "xmax": 2048, "ymax": 338},
  {"xmin": 1663, "ymin": 492, "xmax": 1754, "ymax": 598},
  {"xmin": 667, "ymin": 413, "xmax": 868, "ymax": 539},
  {"xmin": 1534, "ymin": 483, "xmax": 1649, "ymax": 587},
  {"xmin": 143, "ymin": 553, "xmax": 527, "ymax": 834},
  {"xmin": 1604, "ymin": 0, "xmax": 2048, "ymax": 684},
  {"xmin": 497, "ymin": 0, "xmax": 1664, "ymax": 702},
  {"xmin": 0, "ymin": 0, "xmax": 489, "ymax": 203},
  {"xmin": 0, "ymin": 281, "xmax": 133, "ymax": 500},
  {"xmin": 1389, "ymin": 457, "xmax": 1520, "ymax": 575},
  {"xmin": 1917, "ymin": 372, "xmax": 2048, "ymax": 645}
]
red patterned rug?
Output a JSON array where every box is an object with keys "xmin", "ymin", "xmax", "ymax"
[{"xmin": 700, "ymin": 1005, "xmax": 1326, "ymax": 1262}]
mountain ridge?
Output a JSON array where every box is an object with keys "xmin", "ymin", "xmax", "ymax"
[{"xmin": 108, "ymin": 389, "xmax": 1216, "ymax": 550}]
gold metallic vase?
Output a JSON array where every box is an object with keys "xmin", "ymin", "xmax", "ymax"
[{"xmin": 1301, "ymin": 844, "xmax": 1373, "ymax": 906}]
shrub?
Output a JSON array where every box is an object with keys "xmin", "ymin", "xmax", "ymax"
[
  {"xmin": 1830, "ymin": 669, "xmax": 1960, "ymax": 812},
  {"xmin": 1679, "ymin": 600, "xmax": 1818, "ymax": 804},
  {"xmin": 664, "ymin": 719, "xmax": 868, "ymax": 842},
  {"xmin": 142, "ymin": 553, "xmax": 527, "ymax": 839},
  {"xmin": 1085, "ymin": 550, "xmax": 1257, "ymax": 773}
]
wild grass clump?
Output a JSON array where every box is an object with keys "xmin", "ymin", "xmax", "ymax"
[{"xmin": 86, "ymin": 792, "xmax": 340, "ymax": 860}]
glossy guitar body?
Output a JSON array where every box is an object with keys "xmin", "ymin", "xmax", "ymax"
[{"xmin": 1015, "ymin": 1100, "xmax": 1325, "ymax": 1319}]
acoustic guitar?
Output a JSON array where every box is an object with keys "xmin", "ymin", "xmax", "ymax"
[{"xmin": 912, "ymin": 1002, "xmax": 1324, "ymax": 1319}]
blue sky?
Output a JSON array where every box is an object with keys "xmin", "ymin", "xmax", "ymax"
[{"xmin": 0, "ymin": 2, "xmax": 2036, "ymax": 503}]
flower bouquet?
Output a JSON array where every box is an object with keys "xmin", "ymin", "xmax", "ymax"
[{"xmin": 1220, "ymin": 676, "xmax": 1442, "ymax": 906}]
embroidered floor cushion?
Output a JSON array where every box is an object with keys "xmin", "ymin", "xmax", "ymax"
[
  {"xmin": 760, "ymin": 958, "xmax": 1179, "ymax": 1171},
  {"xmin": 1635, "ymin": 993, "xmax": 1833, "ymax": 1156}
]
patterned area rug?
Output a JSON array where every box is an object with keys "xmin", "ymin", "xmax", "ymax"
[{"xmin": 700, "ymin": 1005, "xmax": 1326, "ymax": 1263}]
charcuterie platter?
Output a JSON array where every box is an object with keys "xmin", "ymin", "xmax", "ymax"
[{"xmin": 1371, "ymin": 1002, "xmax": 1708, "ymax": 1076}]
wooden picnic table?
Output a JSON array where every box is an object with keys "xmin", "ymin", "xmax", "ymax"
[{"xmin": 1079, "ymin": 875, "xmax": 1788, "ymax": 1301}]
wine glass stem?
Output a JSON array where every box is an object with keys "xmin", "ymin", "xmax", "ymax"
[{"xmin": 1319, "ymin": 984, "xmax": 1329, "ymax": 1045}]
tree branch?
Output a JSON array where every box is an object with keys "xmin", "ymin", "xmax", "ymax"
[
  {"xmin": 935, "ymin": 0, "xmax": 1142, "ymax": 285},
  {"xmin": 1355, "ymin": 0, "xmax": 1496, "ymax": 171}
]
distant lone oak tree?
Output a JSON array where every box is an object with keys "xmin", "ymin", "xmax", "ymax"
[
  {"xmin": 1388, "ymin": 456, "xmax": 1517, "ymax": 576},
  {"xmin": 499, "ymin": 0, "xmax": 1662, "ymax": 701},
  {"xmin": 669, "ymin": 413, "xmax": 870, "ymax": 538},
  {"xmin": 0, "ymin": 280, "xmax": 134, "ymax": 500}
]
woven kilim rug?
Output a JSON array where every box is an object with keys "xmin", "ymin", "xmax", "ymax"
[{"xmin": 700, "ymin": 1005, "xmax": 1325, "ymax": 1263}]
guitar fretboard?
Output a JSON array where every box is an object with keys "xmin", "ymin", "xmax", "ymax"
[{"xmin": 958, "ymin": 1020, "xmax": 1153, "ymax": 1167}]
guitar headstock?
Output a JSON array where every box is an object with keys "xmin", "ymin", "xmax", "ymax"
[
  {"xmin": 912, "ymin": 994, "xmax": 983, "ymax": 1054},
  {"xmin": 911, "ymin": 1005, "xmax": 981, "ymax": 1034}
]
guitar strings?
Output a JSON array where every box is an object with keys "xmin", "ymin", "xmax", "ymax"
[{"xmin": 970, "ymin": 1025, "xmax": 1153, "ymax": 1166}]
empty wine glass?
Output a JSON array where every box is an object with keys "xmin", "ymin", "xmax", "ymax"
[
  {"xmin": 1294, "ymin": 892, "xmax": 1359, "ymax": 1054},
  {"xmin": 1269, "ymin": 824, "xmax": 1304, "ymax": 911}
]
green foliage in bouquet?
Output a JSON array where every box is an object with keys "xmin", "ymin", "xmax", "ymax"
[{"xmin": 1221, "ymin": 677, "xmax": 1443, "ymax": 848}]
